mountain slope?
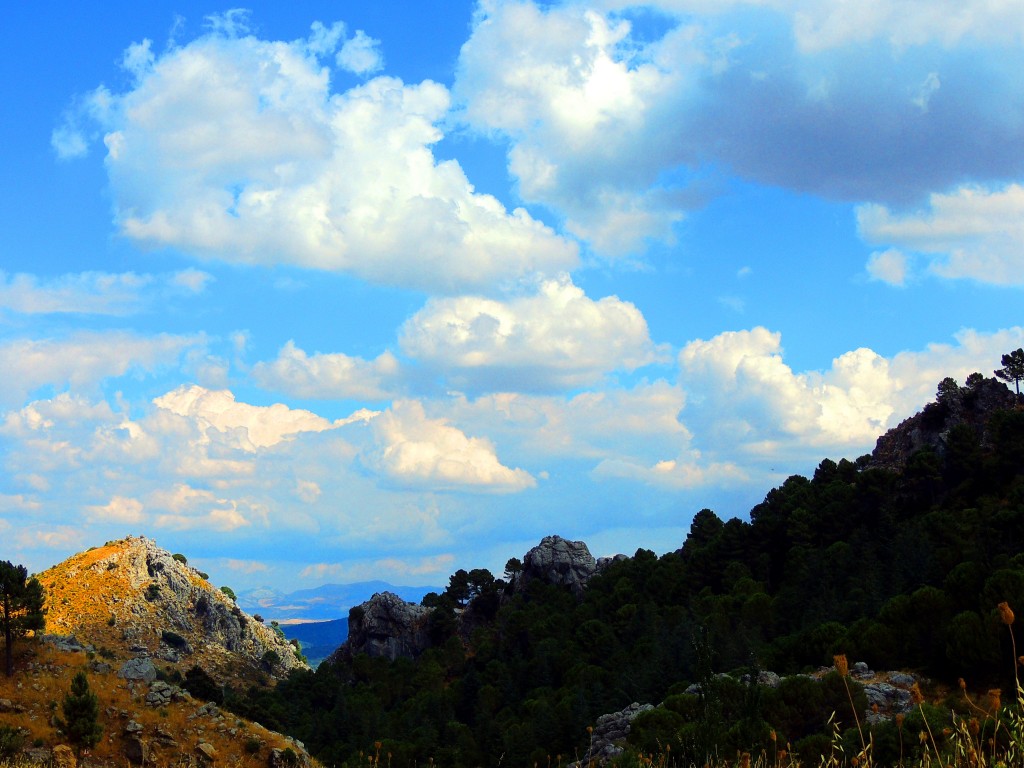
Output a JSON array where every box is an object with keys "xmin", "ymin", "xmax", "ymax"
[{"xmin": 38, "ymin": 536, "xmax": 307, "ymax": 684}]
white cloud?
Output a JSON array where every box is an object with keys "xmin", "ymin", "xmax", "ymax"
[
  {"xmin": 224, "ymin": 558, "xmax": 270, "ymax": 574},
  {"xmin": 64, "ymin": 27, "xmax": 575, "ymax": 293},
  {"xmin": 295, "ymin": 479, "xmax": 321, "ymax": 504},
  {"xmin": 87, "ymin": 495, "xmax": 145, "ymax": 524},
  {"xmin": 593, "ymin": 453, "xmax": 747, "ymax": 489},
  {"xmin": 456, "ymin": 0, "xmax": 1024, "ymax": 252},
  {"xmin": 153, "ymin": 385, "xmax": 338, "ymax": 450},
  {"xmin": 252, "ymin": 341, "xmax": 400, "ymax": 400},
  {"xmin": 0, "ymin": 331, "xmax": 201, "ymax": 408},
  {"xmin": 857, "ymin": 184, "xmax": 1024, "ymax": 285},
  {"xmin": 866, "ymin": 249, "xmax": 909, "ymax": 286},
  {"xmin": 0, "ymin": 270, "xmax": 210, "ymax": 316},
  {"xmin": 368, "ymin": 400, "xmax": 535, "ymax": 492},
  {"xmin": 400, "ymin": 275, "xmax": 663, "ymax": 393},
  {"xmin": 155, "ymin": 504, "xmax": 253, "ymax": 532},
  {"xmin": 677, "ymin": 325, "xmax": 1024, "ymax": 462},
  {"xmin": 337, "ymin": 30, "xmax": 384, "ymax": 74}
]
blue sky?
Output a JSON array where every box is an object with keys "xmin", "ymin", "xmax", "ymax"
[{"xmin": 2, "ymin": 0, "xmax": 1023, "ymax": 594}]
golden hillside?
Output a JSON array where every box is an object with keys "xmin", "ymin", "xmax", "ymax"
[
  {"xmin": 1, "ymin": 537, "xmax": 313, "ymax": 767},
  {"xmin": 37, "ymin": 536, "xmax": 306, "ymax": 685}
]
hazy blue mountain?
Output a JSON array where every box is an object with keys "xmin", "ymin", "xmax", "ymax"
[
  {"xmin": 280, "ymin": 618, "xmax": 349, "ymax": 668},
  {"xmin": 237, "ymin": 580, "xmax": 440, "ymax": 622}
]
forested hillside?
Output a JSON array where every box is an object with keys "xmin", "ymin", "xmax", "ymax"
[{"xmin": 214, "ymin": 374, "xmax": 1024, "ymax": 767}]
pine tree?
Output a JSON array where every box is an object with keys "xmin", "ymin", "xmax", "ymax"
[
  {"xmin": 0, "ymin": 560, "xmax": 46, "ymax": 677},
  {"xmin": 60, "ymin": 670, "xmax": 102, "ymax": 752},
  {"xmin": 995, "ymin": 348, "xmax": 1024, "ymax": 395}
]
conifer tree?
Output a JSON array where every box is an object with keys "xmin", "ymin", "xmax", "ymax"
[
  {"xmin": 995, "ymin": 348, "xmax": 1024, "ymax": 395},
  {"xmin": 0, "ymin": 560, "xmax": 45, "ymax": 677},
  {"xmin": 60, "ymin": 670, "xmax": 103, "ymax": 752}
]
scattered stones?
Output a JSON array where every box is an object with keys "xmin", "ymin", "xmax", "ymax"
[
  {"xmin": 125, "ymin": 720, "xmax": 144, "ymax": 734},
  {"xmin": 0, "ymin": 698, "xmax": 27, "ymax": 713}
]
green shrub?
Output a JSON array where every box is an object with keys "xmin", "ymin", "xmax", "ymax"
[
  {"xmin": 145, "ymin": 583, "xmax": 160, "ymax": 601},
  {"xmin": 172, "ymin": 553, "xmax": 188, "ymax": 565},
  {"xmin": 0, "ymin": 725, "xmax": 26, "ymax": 761},
  {"xmin": 244, "ymin": 737, "xmax": 261, "ymax": 754}
]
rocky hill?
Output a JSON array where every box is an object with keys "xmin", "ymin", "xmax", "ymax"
[
  {"xmin": 2, "ymin": 536, "xmax": 312, "ymax": 767},
  {"xmin": 37, "ymin": 536, "xmax": 307, "ymax": 685}
]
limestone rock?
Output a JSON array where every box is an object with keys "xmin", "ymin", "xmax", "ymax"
[
  {"xmin": 197, "ymin": 741, "xmax": 218, "ymax": 760},
  {"xmin": 118, "ymin": 657, "xmax": 157, "ymax": 683},
  {"xmin": 344, "ymin": 592, "xmax": 431, "ymax": 661},
  {"xmin": 574, "ymin": 702, "xmax": 654, "ymax": 765},
  {"xmin": 52, "ymin": 744, "xmax": 76, "ymax": 768},
  {"xmin": 519, "ymin": 535, "xmax": 598, "ymax": 597}
]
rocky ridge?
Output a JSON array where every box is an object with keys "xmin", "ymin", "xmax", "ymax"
[
  {"xmin": 338, "ymin": 535, "xmax": 622, "ymax": 661},
  {"xmin": 869, "ymin": 375, "xmax": 1020, "ymax": 472}
]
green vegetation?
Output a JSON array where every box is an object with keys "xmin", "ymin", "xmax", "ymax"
[
  {"xmin": 188, "ymin": 370, "xmax": 1024, "ymax": 766},
  {"xmin": 221, "ymin": 585, "xmax": 237, "ymax": 602},
  {"xmin": 58, "ymin": 670, "xmax": 102, "ymax": 752},
  {"xmin": 0, "ymin": 561, "xmax": 45, "ymax": 677}
]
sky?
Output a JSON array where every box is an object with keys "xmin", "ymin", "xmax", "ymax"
[{"xmin": 2, "ymin": 0, "xmax": 1023, "ymax": 595}]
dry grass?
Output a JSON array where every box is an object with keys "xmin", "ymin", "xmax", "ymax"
[{"xmin": 0, "ymin": 639, "xmax": 307, "ymax": 767}]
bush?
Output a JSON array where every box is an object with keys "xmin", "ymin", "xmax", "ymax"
[
  {"xmin": 60, "ymin": 670, "xmax": 102, "ymax": 750},
  {"xmin": 244, "ymin": 737, "xmax": 261, "ymax": 754},
  {"xmin": 0, "ymin": 725, "xmax": 26, "ymax": 761},
  {"xmin": 145, "ymin": 583, "xmax": 160, "ymax": 601},
  {"xmin": 172, "ymin": 553, "xmax": 188, "ymax": 565},
  {"xmin": 221, "ymin": 585, "xmax": 237, "ymax": 602}
]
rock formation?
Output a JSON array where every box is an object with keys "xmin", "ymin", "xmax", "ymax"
[
  {"xmin": 342, "ymin": 592, "xmax": 432, "ymax": 661},
  {"xmin": 869, "ymin": 376, "xmax": 1020, "ymax": 472},
  {"xmin": 518, "ymin": 535, "xmax": 599, "ymax": 597}
]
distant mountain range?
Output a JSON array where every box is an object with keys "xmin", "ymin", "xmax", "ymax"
[{"xmin": 237, "ymin": 580, "xmax": 441, "ymax": 622}]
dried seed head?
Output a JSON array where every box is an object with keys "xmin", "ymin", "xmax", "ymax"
[
  {"xmin": 998, "ymin": 602, "xmax": 1015, "ymax": 626},
  {"xmin": 770, "ymin": 730, "xmax": 777, "ymax": 742},
  {"xmin": 958, "ymin": 677, "xmax": 967, "ymax": 690},
  {"xmin": 833, "ymin": 654, "xmax": 849, "ymax": 676},
  {"xmin": 968, "ymin": 718, "xmax": 980, "ymax": 736},
  {"xmin": 895, "ymin": 714, "xmax": 905, "ymax": 728},
  {"xmin": 871, "ymin": 703, "xmax": 879, "ymax": 713},
  {"xmin": 919, "ymin": 731, "xmax": 927, "ymax": 745},
  {"xmin": 910, "ymin": 683, "xmax": 925, "ymax": 704},
  {"xmin": 987, "ymin": 689, "xmax": 1002, "ymax": 713}
]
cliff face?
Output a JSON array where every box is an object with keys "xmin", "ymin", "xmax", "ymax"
[
  {"xmin": 868, "ymin": 377, "xmax": 1020, "ymax": 472},
  {"xmin": 38, "ymin": 536, "xmax": 307, "ymax": 683}
]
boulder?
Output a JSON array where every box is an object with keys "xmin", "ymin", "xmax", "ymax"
[
  {"xmin": 197, "ymin": 741, "xmax": 218, "ymax": 760},
  {"xmin": 118, "ymin": 657, "xmax": 157, "ymax": 683},
  {"xmin": 124, "ymin": 736, "xmax": 148, "ymax": 765},
  {"xmin": 519, "ymin": 536, "xmax": 598, "ymax": 597},
  {"xmin": 52, "ymin": 745, "xmax": 76, "ymax": 768}
]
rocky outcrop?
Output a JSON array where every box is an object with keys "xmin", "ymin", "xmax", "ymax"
[
  {"xmin": 343, "ymin": 592, "xmax": 432, "ymax": 661},
  {"xmin": 572, "ymin": 702, "xmax": 654, "ymax": 765},
  {"xmin": 518, "ymin": 535, "xmax": 598, "ymax": 597},
  {"xmin": 869, "ymin": 376, "xmax": 1020, "ymax": 472}
]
